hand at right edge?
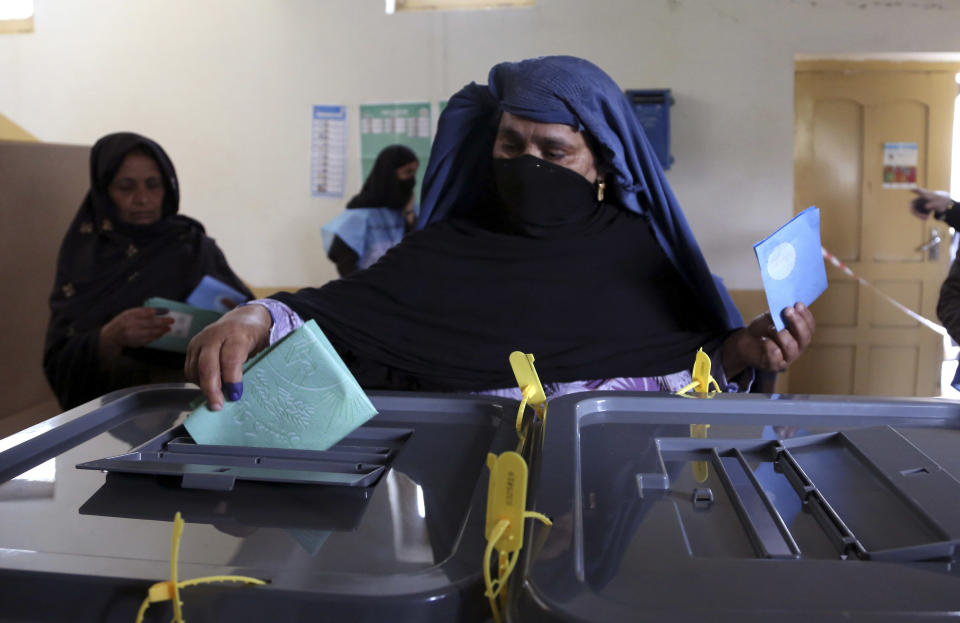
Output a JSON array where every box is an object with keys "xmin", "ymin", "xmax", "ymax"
[
  {"xmin": 184, "ymin": 304, "xmax": 272, "ymax": 410},
  {"xmin": 910, "ymin": 188, "xmax": 953, "ymax": 219}
]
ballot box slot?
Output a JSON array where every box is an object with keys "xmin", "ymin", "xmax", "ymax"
[
  {"xmin": 774, "ymin": 443, "xmax": 867, "ymax": 560},
  {"xmin": 655, "ymin": 426, "xmax": 960, "ymax": 563},
  {"xmin": 779, "ymin": 426, "xmax": 960, "ymax": 562},
  {"xmin": 76, "ymin": 424, "xmax": 413, "ymax": 491},
  {"xmin": 711, "ymin": 447, "xmax": 801, "ymax": 559}
]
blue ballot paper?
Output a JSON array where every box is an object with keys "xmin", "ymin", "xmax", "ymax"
[
  {"xmin": 184, "ymin": 320, "xmax": 378, "ymax": 451},
  {"xmin": 186, "ymin": 275, "xmax": 249, "ymax": 312},
  {"xmin": 144, "ymin": 297, "xmax": 223, "ymax": 353},
  {"xmin": 753, "ymin": 206, "xmax": 828, "ymax": 331}
]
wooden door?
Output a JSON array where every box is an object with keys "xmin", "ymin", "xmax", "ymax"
[{"xmin": 790, "ymin": 61, "xmax": 958, "ymax": 396}]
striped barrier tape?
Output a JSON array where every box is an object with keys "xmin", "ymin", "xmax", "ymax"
[{"xmin": 820, "ymin": 247, "xmax": 947, "ymax": 336}]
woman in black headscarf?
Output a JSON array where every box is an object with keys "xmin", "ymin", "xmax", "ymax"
[
  {"xmin": 185, "ymin": 56, "xmax": 815, "ymax": 410},
  {"xmin": 44, "ymin": 132, "xmax": 253, "ymax": 409},
  {"xmin": 322, "ymin": 145, "xmax": 419, "ymax": 277}
]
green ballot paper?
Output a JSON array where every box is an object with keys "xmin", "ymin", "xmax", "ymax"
[
  {"xmin": 184, "ymin": 320, "xmax": 378, "ymax": 451},
  {"xmin": 144, "ymin": 297, "xmax": 223, "ymax": 353}
]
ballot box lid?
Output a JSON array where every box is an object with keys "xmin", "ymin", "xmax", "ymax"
[
  {"xmin": 510, "ymin": 392, "xmax": 960, "ymax": 623},
  {"xmin": 0, "ymin": 385, "xmax": 517, "ymax": 623}
]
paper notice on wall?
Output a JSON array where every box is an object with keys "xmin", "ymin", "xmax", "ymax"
[
  {"xmin": 359, "ymin": 102, "xmax": 432, "ymax": 198},
  {"xmin": 882, "ymin": 142, "xmax": 918, "ymax": 189},
  {"xmin": 310, "ymin": 105, "xmax": 347, "ymax": 198}
]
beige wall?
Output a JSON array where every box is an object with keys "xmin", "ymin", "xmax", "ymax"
[{"xmin": 2, "ymin": 0, "xmax": 960, "ymax": 290}]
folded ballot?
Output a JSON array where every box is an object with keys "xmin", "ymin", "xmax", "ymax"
[
  {"xmin": 184, "ymin": 320, "xmax": 378, "ymax": 451},
  {"xmin": 753, "ymin": 206, "xmax": 828, "ymax": 331},
  {"xmin": 144, "ymin": 297, "xmax": 223, "ymax": 353},
  {"xmin": 186, "ymin": 275, "xmax": 249, "ymax": 313}
]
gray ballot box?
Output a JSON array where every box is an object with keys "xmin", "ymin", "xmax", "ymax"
[
  {"xmin": 509, "ymin": 392, "xmax": 960, "ymax": 622},
  {"xmin": 0, "ymin": 385, "xmax": 518, "ymax": 622},
  {"xmin": 3, "ymin": 388, "xmax": 960, "ymax": 622}
]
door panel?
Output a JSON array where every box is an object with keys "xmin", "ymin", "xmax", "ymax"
[
  {"xmin": 815, "ymin": 280, "xmax": 859, "ymax": 327},
  {"xmin": 870, "ymin": 100, "xmax": 930, "ymax": 262},
  {"xmin": 788, "ymin": 344, "xmax": 856, "ymax": 394},
  {"xmin": 793, "ymin": 61, "xmax": 957, "ymax": 396},
  {"xmin": 871, "ymin": 280, "xmax": 922, "ymax": 328},
  {"xmin": 866, "ymin": 345, "xmax": 918, "ymax": 396},
  {"xmin": 810, "ymin": 98, "xmax": 864, "ymax": 261}
]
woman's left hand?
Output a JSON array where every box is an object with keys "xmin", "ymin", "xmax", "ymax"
[{"xmin": 721, "ymin": 302, "xmax": 816, "ymax": 378}]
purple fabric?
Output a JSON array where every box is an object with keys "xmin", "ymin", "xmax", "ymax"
[
  {"xmin": 478, "ymin": 376, "xmax": 661, "ymax": 400},
  {"xmin": 242, "ymin": 299, "xmax": 303, "ymax": 344},
  {"xmin": 478, "ymin": 363, "xmax": 750, "ymax": 400}
]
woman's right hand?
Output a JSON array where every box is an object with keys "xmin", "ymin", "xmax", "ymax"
[
  {"xmin": 184, "ymin": 304, "xmax": 272, "ymax": 410},
  {"xmin": 98, "ymin": 307, "xmax": 175, "ymax": 359},
  {"xmin": 910, "ymin": 188, "xmax": 953, "ymax": 219}
]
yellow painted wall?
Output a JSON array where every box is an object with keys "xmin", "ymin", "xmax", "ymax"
[{"xmin": 0, "ymin": 114, "xmax": 36, "ymax": 142}]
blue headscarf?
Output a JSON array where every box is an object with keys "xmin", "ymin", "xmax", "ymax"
[{"xmin": 418, "ymin": 56, "xmax": 742, "ymax": 330}]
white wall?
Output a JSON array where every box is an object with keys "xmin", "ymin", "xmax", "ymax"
[{"xmin": 3, "ymin": 0, "xmax": 960, "ymax": 289}]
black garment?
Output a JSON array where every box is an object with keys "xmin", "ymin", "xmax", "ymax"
[
  {"xmin": 44, "ymin": 132, "xmax": 253, "ymax": 409},
  {"xmin": 939, "ymin": 245, "xmax": 960, "ymax": 345},
  {"xmin": 936, "ymin": 201, "xmax": 960, "ymax": 229},
  {"xmin": 937, "ymin": 199, "xmax": 960, "ymax": 345},
  {"xmin": 930, "ymin": 200, "xmax": 960, "ymax": 344},
  {"xmin": 275, "ymin": 200, "xmax": 732, "ymax": 392},
  {"xmin": 327, "ymin": 236, "xmax": 361, "ymax": 278}
]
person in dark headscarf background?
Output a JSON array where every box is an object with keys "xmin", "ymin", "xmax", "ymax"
[
  {"xmin": 44, "ymin": 132, "xmax": 254, "ymax": 409},
  {"xmin": 186, "ymin": 56, "xmax": 815, "ymax": 410},
  {"xmin": 322, "ymin": 144, "xmax": 419, "ymax": 277}
]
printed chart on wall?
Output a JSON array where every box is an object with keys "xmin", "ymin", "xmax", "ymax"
[
  {"xmin": 359, "ymin": 102, "xmax": 432, "ymax": 195},
  {"xmin": 310, "ymin": 105, "xmax": 347, "ymax": 198},
  {"xmin": 882, "ymin": 142, "xmax": 918, "ymax": 189}
]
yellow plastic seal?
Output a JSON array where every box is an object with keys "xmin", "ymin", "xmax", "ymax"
[
  {"xmin": 483, "ymin": 451, "xmax": 552, "ymax": 623},
  {"xmin": 690, "ymin": 423, "xmax": 711, "ymax": 483},
  {"xmin": 509, "ymin": 352, "xmax": 546, "ymax": 407},
  {"xmin": 135, "ymin": 512, "xmax": 267, "ymax": 623},
  {"xmin": 676, "ymin": 348, "xmax": 719, "ymax": 482},
  {"xmin": 485, "ymin": 451, "xmax": 529, "ymax": 554},
  {"xmin": 677, "ymin": 348, "xmax": 721, "ymax": 395},
  {"xmin": 509, "ymin": 351, "xmax": 548, "ymax": 449}
]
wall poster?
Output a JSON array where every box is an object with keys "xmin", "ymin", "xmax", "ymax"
[
  {"xmin": 310, "ymin": 105, "xmax": 347, "ymax": 198},
  {"xmin": 359, "ymin": 102, "xmax": 432, "ymax": 196},
  {"xmin": 882, "ymin": 142, "xmax": 918, "ymax": 189}
]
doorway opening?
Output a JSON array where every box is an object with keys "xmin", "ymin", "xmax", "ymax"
[
  {"xmin": 793, "ymin": 56, "xmax": 960, "ymax": 397},
  {"xmin": 938, "ymin": 72, "xmax": 960, "ymax": 398}
]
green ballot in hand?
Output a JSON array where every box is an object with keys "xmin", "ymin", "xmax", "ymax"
[
  {"xmin": 144, "ymin": 297, "xmax": 223, "ymax": 353},
  {"xmin": 184, "ymin": 320, "xmax": 378, "ymax": 451}
]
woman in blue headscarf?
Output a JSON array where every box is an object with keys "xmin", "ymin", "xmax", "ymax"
[{"xmin": 186, "ymin": 56, "xmax": 814, "ymax": 409}]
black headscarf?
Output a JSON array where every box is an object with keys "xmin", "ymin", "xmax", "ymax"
[
  {"xmin": 43, "ymin": 132, "xmax": 254, "ymax": 408},
  {"xmin": 269, "ymin": 58, "xmax": 736, "ymax": 392},
  {"xmin": 345, "ymin": 144, "xmax": 418, "ymax": 210}
]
